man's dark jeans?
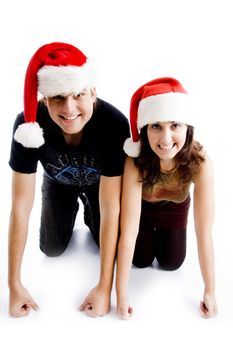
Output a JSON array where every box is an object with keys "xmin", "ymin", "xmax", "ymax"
[{"xmin": 40, "ymin": 176, "xmax": 100, "ymax": 257}]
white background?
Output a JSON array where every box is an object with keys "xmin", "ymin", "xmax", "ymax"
[{"xmin": 0, "ymin": 0, "xmax": 232, "ymax": 348}]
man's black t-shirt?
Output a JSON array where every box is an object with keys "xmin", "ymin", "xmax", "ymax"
[{"xmin": 9, "ymin": 98, "xmax": 130, "ymax": 189}]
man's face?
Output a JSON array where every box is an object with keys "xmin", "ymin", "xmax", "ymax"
[{"xmin": 44, "ymin": 88, "xmax": 96, "ymax": 135}]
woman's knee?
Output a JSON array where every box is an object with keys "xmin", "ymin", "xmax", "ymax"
[
  {"xmin": 132, "ymin": 255, "xmax": 154, "ymax": 268},
  {"xmin": 157, "ymin": 254, "xmax": 186, "ymax": 271}
]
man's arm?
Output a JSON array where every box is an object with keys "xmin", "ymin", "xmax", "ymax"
[
  {"xmin": 8, "ymin": 171, "xmax": 39, "ymax": 317},
  {"xmin": 80, "ymin": 175, "xmax": 121, "ymax": 316}
]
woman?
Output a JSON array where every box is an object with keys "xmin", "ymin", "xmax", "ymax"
[{"xmin": 116, "ymin": 77, "xmax": 217, "ymax": 320}]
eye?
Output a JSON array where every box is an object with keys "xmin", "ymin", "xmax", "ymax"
[
  {"xmin": 51, "ymin": 95, "xmax": 64, "ymax": 101},
  {"xmin": 74, "ymin": 93, "xmax": 82, "ymax": 98},
  {"xmin": 151, "ymin": 123, "xmax": 161, "ymax": 130},
  {"xmin": 73, "ymin": 90, "xmax": 86, "ymax": 99},
  {"xmin": 171, "ymin": 122, "xmax": 182, "ymax": 129}
]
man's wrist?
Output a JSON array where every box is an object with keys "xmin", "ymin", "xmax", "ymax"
[
  {"xmin": 8, "ymin": 279, "xmax": 22, "ymax": 290},
  {"xmin": 98, "ymin": 278, "xmax": 113, "ymax": 293}
]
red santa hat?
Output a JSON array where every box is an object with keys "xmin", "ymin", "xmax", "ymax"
[
  {"xmin": 14, "ymin": 42, "xmax": 94, "ymax": 148},
  {"xmin": 124, "ymin": 77, "xmax": 193, "ymax": 157}
]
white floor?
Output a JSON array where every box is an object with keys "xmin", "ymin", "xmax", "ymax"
[
  {"xmin": 1, "ymin": 0, "xmax": 233, "ymax": 347},
  {"xmin": 0, "ymin": 168, "xmax": 232, "ymax": 349}
]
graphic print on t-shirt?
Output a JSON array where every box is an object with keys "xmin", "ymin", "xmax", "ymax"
[{"xmin": 44, "ymin": 149, "xmax": 101, "ymax": 186}]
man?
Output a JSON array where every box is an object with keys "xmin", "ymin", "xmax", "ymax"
[{"xmin": 8, "ymin": 42, "xmax": 129, "ymax": 317}]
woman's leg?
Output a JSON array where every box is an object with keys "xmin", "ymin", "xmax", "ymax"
[
  {"xmin": 132, "ymin": 218, "xmax": 157, "ymax": 268},
  {"xmin": 40, "ymin": 176, "xmax": 80, "ymax": 257},
  {"xmin": 155, "ymin": 228, "xmax": 187, "ymax": 271}
]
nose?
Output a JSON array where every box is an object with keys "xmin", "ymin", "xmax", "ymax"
[
  {"xmin": 159, "ymin": 128, "xmax": 173, "ymax": 145},
  {"xmin": 61, "ymin": 96, "xmax": 78, "ymax": 117}
]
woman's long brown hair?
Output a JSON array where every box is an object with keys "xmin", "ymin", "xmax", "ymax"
[{"xmin": 134, "ymin": 125, "xmax": 205, "ymax": 188}]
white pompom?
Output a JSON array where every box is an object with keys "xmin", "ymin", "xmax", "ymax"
[
  {"xmin": 14, "ymin": 122, "xmax": 45, "ymax": 148},
  {"xmin": 123, "ymin": 138, "xmax": 141, "ymax": 157}
]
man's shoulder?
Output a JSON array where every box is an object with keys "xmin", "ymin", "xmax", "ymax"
[
  {"xmin": 14, "ymin": 111, "xmax": 25, "ymax": 129},
  {"xmin": 14, "ymin": 101, "xmax": 50, "ymax": 127},
  {"xmin": 95, "ymin": 98, "xmax": 129, "ymax": 127},
  {"xmin": 97, "ymin": 98, "xmax": 126, "ymax": 117},
  {"xmin": 36, "ymin": 101, "xmax": 51, "ymax": 125}
]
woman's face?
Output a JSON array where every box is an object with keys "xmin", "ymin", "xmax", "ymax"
[
  {"xmin": 44, "ymin": 88, "xmax": 96, "ymax": 135},
  {"xmin": 147, "ymin": 121, "xmax": 187, "ymax": 169}
]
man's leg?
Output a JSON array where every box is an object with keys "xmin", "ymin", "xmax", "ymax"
[
  {"xmin": 40, "ymin": 176, "xmax": 80, "ymax": 256},
  {"xmin": 80, "ymin": 183, "xmax": 100, "ymax": 247}
]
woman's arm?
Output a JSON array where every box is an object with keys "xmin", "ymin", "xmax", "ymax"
[
  {"xmin": 193, "ymin": 154, "xmax": 218, "ymax": 318},
  {"xmin": 8, "ymin": 171, "xmax": 39, "ymax": 317},
  {"xmin": 116, "ymin": 157, "xmax": 142, "ymax": 319}
]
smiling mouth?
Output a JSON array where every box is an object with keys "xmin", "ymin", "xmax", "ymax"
[
  {"xmin": 59, "ymin": 114, "xmax": 81, "ymax": 120},
  {"xmin": 158, "ymin": 143, "xmax": 175, "ymax": 151}
]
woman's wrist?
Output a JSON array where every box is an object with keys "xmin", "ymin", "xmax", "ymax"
[
  {"xmin": 204, "ymin": 287, "xmax": 215, "ymax": 296},
  {"xmin": 116, "ymin": 286, "xmax": 127, "ymax": 299}
]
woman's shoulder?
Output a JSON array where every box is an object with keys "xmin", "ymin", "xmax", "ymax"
[
  {"xmin": 193, "ymin": 148, "xmax": 213, "ymax": 183},
  {"xmin": 125, "ymin": 156, "xmax": 141, "ymax": 176},
  {"xmin": 199, "ymin": 147, "xmax": 213, "ymax": 165},
  {"xmin": 124, "ymin": 156, "xmax": 142, "ymax": 187}
]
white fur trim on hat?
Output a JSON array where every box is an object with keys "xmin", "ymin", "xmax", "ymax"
[
  {"xmin": 14, "ymin": 122, "xmax": 45, "ymax": 148},
  {"xmin": 38, "ymin": 60, "xmax": 94, "ymax": 97},
  {"xmin": 123, "ymin": 138, "xmax": 141, "ymax": 157},
  {"xmin": 138, "ymin": 92, "xmax": 192, "ymax": 128}
]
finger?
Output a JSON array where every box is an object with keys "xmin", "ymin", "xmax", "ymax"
[
  {"xmin": 10, "ymin": 305, "xmax": 31, "ymax": 318},
  {"xmin": 199, "ymin": 301, "xmax": 210, "ymax": 318},
  {"xmin": 205, "ymin": 305, "xmax": 216, "ymax": 318},
  {"xmin": 81, "ymin": 302, "xmax": 93, "ymax": 312},
  {"xmin": 199, "ymin": 301, "xmax": 207, "ymax": 312},
  {"xmin": 79, "ymin": 304, "xmax": 85, "ymax": 311},
  {"xmin": 128, "ymin": 306, "xmax": 133, "ymax": 315},
  {"xmin": 9, "ymin": 310, "xmax": 25, "ymax": 318},
  {"xmin": 118, "ymin": 312, "xmax": 130, "ymax": 320},
  {"xmin": 79, "ymin": 300, "xmax": 89, "ymax": 311},
  {"xmin": 85, "ymin": 310, "xmax": 98, "ymax": 317},
  {"xmin": 85, "ymin": 305, "xmax": 100, "ymax": 317},
  {"xmin": 117, "ymin": 307, "xmax": 132, "ymax": 320},
  {"xmin": 199, "ymin": 301, "xmax": 206, "ymax": 315},
  {"xmin": 30, "ymin": 302, "xmax": 39, "ymax": 311},
  {"xmin": 21, "ymin": 305, "xmax": 32, "ymax": 316}
]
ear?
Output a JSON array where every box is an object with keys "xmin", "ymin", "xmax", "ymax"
[
  {"xmin": 91, "ymin": 87, "xmax": 97, "ymax": 101},
  {"xmin": 43, "ymin": 97, "xmax": 48, "ymax": 106}
]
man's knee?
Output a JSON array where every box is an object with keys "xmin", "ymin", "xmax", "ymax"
[{"xmin": 39, "ymin": 242, "xmax": 68, "ymax": 257}]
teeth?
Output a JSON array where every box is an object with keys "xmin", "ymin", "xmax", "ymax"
[
  {"xmin": 63, "ymin": 116, "xmax": 77, "ymax": 120},
  {"xmin": 159, "ymin": 144, "xmax": 174, "ymax": 150},
  {"xmin": 160, "ymin": 146, "xmax": 172, "ymax": 150}
]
